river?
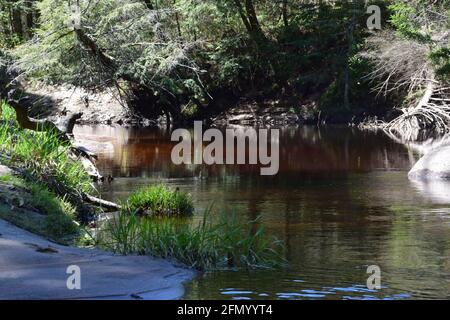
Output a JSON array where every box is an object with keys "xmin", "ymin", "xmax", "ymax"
[{"xmin": 74, "ymin": 125, "xmax": 450, "ymax": 300}]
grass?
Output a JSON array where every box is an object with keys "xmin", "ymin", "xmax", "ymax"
[
  {"xmin": 0, "ymin": 173, "xmax": 84, "ymax": 244},
  {"xmin": 125, "ymin": 184, "xmax": 194, "ymax": 217},
  {"xmin": 1, "ymin": 101, "xmax": 284, "ymax": 268},
  {"xmin": 0, "ymin": 101, "xmax": 92, "ymax": 196},
  {"xmin": 0, "ymin": 101, "xmax": 94, "ymax": 244},
  {"xmin": 100, "ymin": 206, "xmax": 285, "ymax": 270}
]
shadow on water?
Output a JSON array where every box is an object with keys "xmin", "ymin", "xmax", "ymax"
[{"xmin": 74, "ymin": 125, "xmax": 450, "ymax": 300}]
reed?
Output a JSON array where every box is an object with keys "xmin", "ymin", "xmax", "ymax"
[{"xmin": 100, "ymin": 206, "xmax": 285, "ymax": 270}]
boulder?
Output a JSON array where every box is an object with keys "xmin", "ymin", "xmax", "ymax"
[
  {"xmin": 408, "ymin": 145, "xmax": 450, "ymax": 180},
  {"xmin": 0, "ymin": 165, "xmax": 12, "ymax": 177}
]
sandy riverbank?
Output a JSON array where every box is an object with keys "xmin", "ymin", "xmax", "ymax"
[{"xmin": 0, "ymin": 219, "xmax": 195, "ymax": 300}]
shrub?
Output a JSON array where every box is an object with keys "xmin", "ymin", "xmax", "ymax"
[
  {"xmin": 430, "ymin": 47, "xmax": 450, "ymax": 80},
  {"xmin": 388, "ymin": 3, "xmax": 431, "ymax": 43},
  {"xmin": 125, "ymin": 184, "xmax": 194, "ymax": 217}
]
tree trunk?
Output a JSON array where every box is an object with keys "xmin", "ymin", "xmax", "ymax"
[
  {"xmin": 7, "ymin": 93, "xmax": 82, "ymax": 137},
  {"xmin": 11, "ymin": 6, "xmax": 23, "ymax": 37},
  {"xmin": 74, "ymin": 29, "xmax": 117, "ymax": 72},
  {"xmin": 0, "ymin": 2, "xmax": 11, "ymax": 39},
  {"xmin": 244, "ymin": 0, "xmax": 262, "ymax": 34},
  {"xmin": 142, "ymin": 0, "xmax": 154, "ymax": 10},
  {"xmin": 344, "ymin": 14, "xmax": 355, "ymax": 110},
  {"xmin": 233, "ymin": 0, "xmax": 267, "ymax": 43},
  {"xmin": 282, "ymin": 0, "xmax": 289, "ymax": 27}
]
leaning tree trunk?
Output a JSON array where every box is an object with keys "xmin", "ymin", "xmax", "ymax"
[
  {"xmin": 7, "ymin": 94, "xmax": 82, "ymax": 139},
  {"xmin": 74, "ymin": 28, "xmax": 177, "ymax": 123},
  {"xmin": 4, "ymin": 93, "xmax": 123, "ymax": 219},
  {"xmin": 6, "ymin": 91, "xmax": 104, "ymax": 183}
]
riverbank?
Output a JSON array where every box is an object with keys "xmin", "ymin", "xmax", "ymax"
[
  {"xmin": 23, "ymin": 83, "xmax": 387, "ymax": 127},
  {"xmin": 20, "ymin": 83, "xmax": 155, "ymax": 126},
  {"xmin": 0, "ymin": 219, "xmax": 194, "ymax": 300},
  {"xmin": 0, "ymin": 103, "xmax": 198, "ymax": 300},
  {"xmin": 22, "ymin": 82, "xmax": 318, "ymax": 127},
  {"xmin": 0, "ymin": 165, "xmax": 195, "ymax": 299}
]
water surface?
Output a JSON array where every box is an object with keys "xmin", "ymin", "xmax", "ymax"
[{"xmin": 74, "ymin": 125, "xmax": 450, "ymax": 300}]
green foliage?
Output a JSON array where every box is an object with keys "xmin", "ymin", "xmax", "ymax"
[
  {"xmin": 15, "ymin": 0, "xmax": 200, "ymax": 89},
  {"xmin": 430, "ymin": 47, "xmax": 450, "ymax": 80},
  {"xmin": 0, "ymin": 102, "xmax": 92, "ymax": 196},
  {"xmin": 181, "ymin": 101, "xmax": 199, "ymax": 120},
  {"xmin": 0, "ymin": 174, "xmax": 80, "ymax": 243},
  {"xmin": 7, "ymin": 0, "xmax": 449, "ymax": 122},
  {"xmin": 0, "ymin": 0, "xmax": 35, "ymax": 48},
  {"xmin": 388, "ymin": 3, "xmax": 431, "ymax": 43},
  {"xmin": 101, "ymin": 207, "xmax": 285, "ymax": 270},
  {"xmin": 125, "ymin": 184, "xmax": 194, "ymax": 217}
]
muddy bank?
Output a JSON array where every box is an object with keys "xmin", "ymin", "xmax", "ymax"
[
  {"xmin": 21, "ymin": 83, "xmax": 154, "ymax": 126},
  {"xmin": 21, "ymin": 83, "xmax": 322, "ymax": 127},
  {"xmin": 27, "ymin": 85, "xmax": 148, "ymax": 126},
  {"xmin": 14, "ymin": 81, "xmax": 390, "ymax": 128}
]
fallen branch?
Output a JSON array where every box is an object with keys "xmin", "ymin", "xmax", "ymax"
[{"xmin": 83, "ymin": 194, "xmax": 122, "ymax": 211}]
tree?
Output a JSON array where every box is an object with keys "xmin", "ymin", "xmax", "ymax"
[
  {"xmin": 14, "ymin": 0, "xmax": 203, "ymax": 122},
  {"xmin": 0, "ymin": 0, "xmax": 37, "ymax": 46},
  {"xmin": 364, "ymin": 0, "xmax": 450, "ymax": 137}
]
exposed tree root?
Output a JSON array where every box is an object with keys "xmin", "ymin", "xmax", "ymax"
[
  {"xmin": 360, "ymin": 82, "xmax": 450, "ymax": 141},
  {"xmin": 7, "ymin": 93, "xmax": 82, "ymax": 140},
  {"xmin": 7, "ymin": 91, "xmax": 104, "ymax": 182},
  {"xmin": 384, "ymin": 83, "xmax": 450, "ymax": 139}
]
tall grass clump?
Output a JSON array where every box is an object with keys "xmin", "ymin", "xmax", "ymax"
[
  {"xmin": 100, "ymin": 207, "xmax": 285, "ymax": 270},
  {"xmin": 125, "ymin": 184, "xmax": 194, "ymax": 217},
  {"xmin": 0, "ymin": 102, "xmax": 92, "ymax": 196}
]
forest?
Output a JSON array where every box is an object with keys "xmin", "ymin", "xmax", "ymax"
[
  {"xmin": 0, "ymin": 0, "xmax": 448, "ymax": 129},
  {"xmin": 1, "ymin": 0, "xmax": 450, "ymax": 301}
]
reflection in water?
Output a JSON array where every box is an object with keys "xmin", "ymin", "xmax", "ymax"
[
  {"xmin": 74, "ymin": 125, "xmax": 417, "ymax": 178},
  {"xmin": 74, "ymin": 125, "xmax": 450, "ymax": 300},
  {"xmin": 411, "ymin": 179, "xmax": 450, "ymax": 204}
]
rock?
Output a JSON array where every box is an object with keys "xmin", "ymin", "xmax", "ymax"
[
  {"xmin": 212, "ymin": 100, "xmax": 305, "ymax": 126},
  {"xmin": 408, "ymin": 146, "xmax": 450, "ymax": 180},
  {"xmin": 0, "ymin": 165, "xmax": 12, "ymax": 177},
  {"xmin": 0, "ymin": 219, "xmax": 195, "ymax": 300},
  {"xmin": 410, "ymin": 178, "xmax": 450, "ymax": 204}
]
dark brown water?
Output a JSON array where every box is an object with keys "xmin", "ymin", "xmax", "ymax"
[{"xmin": 74, "ymin": 125, "xmax": 450, "ymax": 300}]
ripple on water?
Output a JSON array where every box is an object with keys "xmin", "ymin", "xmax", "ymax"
[{"xmin": 277, "ymin": 293, "xmax": 327, "ymax": 299}]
